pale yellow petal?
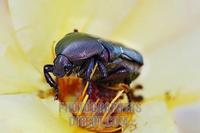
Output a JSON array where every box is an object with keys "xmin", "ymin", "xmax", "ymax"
[
  {"xmin": 8, "ymin": 0, "xmax": 70, "ymax": 72},
  {"xmin": 0, "ymin": 0, "xmax": 46, "ymax": 94},
  {"xmin": 110, "ymin": 0, "xmax": 200, "ymax": 50},
  {"xmin": 7, "ymin": 0, "xmax": 93, "ymax": 71},
  {"xmin": 8, "ymin": 0, "xmax": 139, "ymax": 72},
  {"xmin": 125, "ymin": 101, "xmax": 178, "ymax": 133},
  {"xmin": 137, "ymin": 27, "xmax": 200, "ymax": 101},
  {"xmin": 0, "ymin": 94, "xmax": 89, "ymax": 133},
  {"xmin": 2, "ymin": 0, "xmax": 200, "ymax": 132}
]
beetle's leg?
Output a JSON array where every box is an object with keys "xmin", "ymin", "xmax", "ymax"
[
  {"xmin": 97, "ymin": 61, "xmax": 107, "ymax": 78},
  {"xmin": 82, "ymin": 58, "xmax": 95, "ymax": 98},
  {"xmin": 99, "ymin": 67, "xmax": 129, "ymax": 85},
  {"xmin": 80, "ymin": 58, "xmax": 95, "ymax": 98},
  {"xmin": 44, "ymin": 65, "xmax": 57, "ymax": 88},
  {"xmin": 44, "ymin": 64, "xmax": 59, "ymax": 100},
  {"xmin": 101, "ymin": 58, "xmax": 140, "ymax": 84},
  {"xmin": 127, "ymin": 89, "xmax": 134, "ymax": 103},
  {"xmin": 85, "ymin": 58, "xmax": 95, "ymax": 80},
  {"xmin": 101, "ymin": 63, "xmax": 139, "ymax": 85},
  {"xmin": 78, "ymin": 59, "xmax": 98, "ymax": 115},
  {"xmin": 127, "ymin": 85, "xmax": 144, "ymax": 103},
  {"xmin": 85, "ymin": 60, "xmax": 107, "ymax": 96}
]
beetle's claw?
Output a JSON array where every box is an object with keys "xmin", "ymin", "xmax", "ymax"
[
  {"xmin": 54, "ymin": 92, "xmax": 59, "ymax": 100},
  {"xmin": 53, "ymin": 87, "xmax": 59, "ymax": 100},
  {"xmin": 54, "ymin": 96, "xmax": 58, "ymax": 100}
]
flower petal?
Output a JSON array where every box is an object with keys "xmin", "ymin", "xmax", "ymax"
[
  {"xmin": 0, "ymin": 0, "xmax": 46, "ymax": 94},
  {"xmin": 0, "ymin": 94, "xmax": 89, "ymax": 133},
  {"xmin": 173, "ymin": 102, "xmax": 200, "ymax": 133},
  {"xmin": 110, "ymin": 0, "xmax": 200, "ymax": 50},
  {"xmin": 137, "ymin": 27, "xmax": 200, "ymax": 101},
  {"xmin": 125, "ymin": 100, "xmax": 178, "ymax": 133},
  {"xmin": 8, "ymin": 0, "xmax": 139, "ymax": 72}
]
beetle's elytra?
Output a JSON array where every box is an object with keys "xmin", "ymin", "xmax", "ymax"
[{"xmin": 44, "ymin": 31, "xmax": 143, "ymax": 99}]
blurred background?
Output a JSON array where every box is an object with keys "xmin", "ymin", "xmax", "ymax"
[{"xmin": 0, "ymin": 0, "xmax": 200, "ymax": 133}]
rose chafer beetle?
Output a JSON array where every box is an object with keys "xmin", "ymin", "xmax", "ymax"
[{"xmin": 44, "ymin": 30, "xmax": 143, "ymax": 99}]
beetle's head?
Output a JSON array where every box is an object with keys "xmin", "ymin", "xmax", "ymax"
[{"xmin": 53, "ymin": 54, "xmax": 72, "ymax": 77}]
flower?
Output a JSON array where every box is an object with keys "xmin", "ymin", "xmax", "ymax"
[{"xmin": 0, "ymin": 0, "xmax": 200, "ymax": 133}]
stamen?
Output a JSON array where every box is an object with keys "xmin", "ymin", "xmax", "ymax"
[
  {"xmin": 78, "ymin": 63, "xmax": 98, "ymax": 115},
  {"xmin": 100, "ymin": 90, "xmax": 124, "ymax": 124},
  {"xmin": 80, "ymin": 82, "xmax": 89, "ymax": 99},
  {"xmin": 90, "ymin": 98, "xmax": 100, "ymax": 117},
  {"xmin": 90, "ymin": 63, "xmax": 98, "ymax": 79},
  {"xmin": 80, "ymin": 63, "xmax": 98, "ymax": 99},
  {"xmin": 77, "ymin": 94, "xmax": 89, "ymax": 115}
]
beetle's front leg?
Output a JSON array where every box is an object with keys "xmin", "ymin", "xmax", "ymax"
[
  {"xmin": 43, "ymin": 64, "xmax": 59, "ymax": 100},
  {"xmin": 85, "ymin": 58, "xmax": 95, "ymax": 97}
]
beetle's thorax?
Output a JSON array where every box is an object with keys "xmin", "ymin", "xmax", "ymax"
[{"xmin": 53, "ymin": 54, "xmax": 72, "ymax": 77}]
